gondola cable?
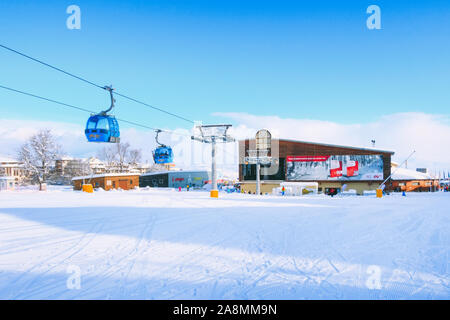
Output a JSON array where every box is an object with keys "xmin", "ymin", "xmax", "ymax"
[
  {"xmin": 0, "ymin": 43, "xmax": 195, "ymax": 124},
  {"xmin": 0, "ymin": 84, "xmax": 191, "ymax": 138}
]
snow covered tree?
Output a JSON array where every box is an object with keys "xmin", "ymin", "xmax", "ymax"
[{"xmin": 18, "ymin": 130, "xmax": 62, "ymax": 190}]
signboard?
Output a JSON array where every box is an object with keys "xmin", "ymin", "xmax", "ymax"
[
  {"xmin": 286, "ymin": 155, "xmax": 384, "ymax": 181},
  {"xmin": 255, "ymin": 129, "xmax": 271, "ymax": 151}
]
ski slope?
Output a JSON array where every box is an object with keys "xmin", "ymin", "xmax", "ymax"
[{"xmin": 0, "ymin": 187, "xmax": 448, "ymax": 299}]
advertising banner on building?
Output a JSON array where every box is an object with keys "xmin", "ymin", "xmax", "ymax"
[{"xmin": 286, "ymin": 155, "xmax": 384, "ymax": 181}]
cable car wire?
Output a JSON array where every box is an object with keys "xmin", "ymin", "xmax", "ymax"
[
  {"xmin": 0, "ymin": 44, "xmax": 104, "ymax": 90},
  {"xmin": 0, "ymin": 84, "xmax": 191, "ymax": 137},
  {"xmin": 0, "ymin": 43, "xmax": 195, "ymax": 124}
]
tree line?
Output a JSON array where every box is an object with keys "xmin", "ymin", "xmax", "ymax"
[{"xmin": 17, "ymin": 129, "xmax": 145, "ymax": 190}]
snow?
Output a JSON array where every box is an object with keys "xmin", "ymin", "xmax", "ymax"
[
  {"xmin": 141, "ymin": 170, "xmax": 208, "ymax": 177},
  {"xmin": 0, "ymin": 187, "xmax": 448, "ymax": 299},
  {"xmin": 0, "ymin": 156, "xmax": 18, "ymax": 163},
  {"xmin": 72, "ymin": 173, "xmax": 140, "ymax": 181},
  {"xmin": 391, "ymin": 167, "xmax": 435, "ymax": 180}
]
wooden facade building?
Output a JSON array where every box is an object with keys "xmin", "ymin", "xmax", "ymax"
[{"xmin": 72, "ymin": 173, "xmax": 140, "ymax": 191}]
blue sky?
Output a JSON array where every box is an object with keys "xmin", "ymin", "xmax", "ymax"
[{"xmin": 1, "ymin": 0, "xmax": 450, "ymax": 133}]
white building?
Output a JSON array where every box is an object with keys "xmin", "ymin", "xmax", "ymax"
[
  {"xmin": 0, "ymin": 176, "xmax": 15, "ymax": 191},
  {"xmin": 55, "ymin": 157, "xmax": 106, "ymax": 176},
  {"xmin": 0, "ymin": 157, "xmax": 27, "ymax": 184}
]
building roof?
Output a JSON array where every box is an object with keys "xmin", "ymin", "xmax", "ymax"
[
  {"xmin": 241, "ymin": 138, "xmax": 395, "ymax": 155},
  {"xmin": 0, "ymin": 156, "xmax": 21, "ymax": 163},
  {"xmin": 57, "ymin": 156, "xmax": 75, "ymax": 161},
  {"xmin": 141, "ymin": 170, "xmax": 210, "ymax": 177},
  {"xmin": 72, "ymin": 173, "xmax": 141, "ymax": 181},
  {"xmin": 0, "ymin": 163, "xmax": 24, "ymax": 168},
  {"xmin": 391, "ymin": 167, "xmax": 435, "ymax": 180}
]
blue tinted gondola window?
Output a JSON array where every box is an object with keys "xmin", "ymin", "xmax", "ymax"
[
  {"xmin": 87, "ymin": 119, "xmax": 97, "ymax": 129},
  {"xmin": 96, "ymin": 118, "xmax": 109, "ymax": 130}
]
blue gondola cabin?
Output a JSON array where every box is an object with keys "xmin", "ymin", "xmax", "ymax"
[
  {"xmin": 153, "ymin": 146, "xmax": 173, "ymax": 164},
  {"xmin": 85, "ymin": 115, "xmax": 120, "ymax": 143}
]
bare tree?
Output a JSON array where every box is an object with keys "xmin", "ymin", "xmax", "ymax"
[
  {"xmin": 98, "ymin": 142, "xmax": 138, "ymax": 173},
  {"xmin": 98, "ymin": 145, "xmax": 117, "ymax": 171},
  {"xmin": 63, "ymin": 159, "xmax": 93, "ymax": 180},
  {"xmin": 97, "ymin": 141, "xmax": 145, "ymax": 173},
  {"xmin": 116, "ymin": 142, "xmax": 130, "ymax": 172},
  {"xmin": 18, "ymin": 130, "xmax": 62, "ymax": 190},
  {"xmin": 128, "ymin": 148, "xmax": 142, "ymax": 166}
]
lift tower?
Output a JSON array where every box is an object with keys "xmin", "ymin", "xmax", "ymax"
[{"xmin": 192, "ymin": 124, "xmax": 235, "ymax": 198}]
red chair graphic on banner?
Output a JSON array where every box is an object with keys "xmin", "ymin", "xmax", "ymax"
[
  {"xmin": 329, "ymin": 160, "xmax": 343, "ymax": 178},
  {"xmin": 345, "ymin": 160, "xmax": 359, "ymax": 177}
]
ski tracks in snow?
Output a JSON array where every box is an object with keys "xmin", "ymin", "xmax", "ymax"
[{"xmin": 7, "ymin": 218, "xmax": 105, "ymax": 299}]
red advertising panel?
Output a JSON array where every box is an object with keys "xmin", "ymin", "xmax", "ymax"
[
  {"xmin": 345, "ymin": 160, "xmax": 359, "ymax": 177},
  {"xmin": 329, "ymin": 160, "xmax": 343, "ymax": 178},
  {"xmin": 286, "ymin": 156, "xmax": 330, "ymax": 162},
  {"xmin": 286, "ymin": 155, "xmax": 383, "ymax": 181}
]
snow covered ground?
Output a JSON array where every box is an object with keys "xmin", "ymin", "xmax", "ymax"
[{"xmin": 0, "ymin": 186, "xmax": 448, "ymax": 299}]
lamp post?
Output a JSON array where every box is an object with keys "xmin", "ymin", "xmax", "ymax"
[{"xmin": 211, "ymin": 137, "xmax": 217, "ymax": 192}]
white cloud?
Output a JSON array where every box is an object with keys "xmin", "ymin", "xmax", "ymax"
[
  {"xmin": 1, "ymin": 112, "xmax": 449, "ymax": 176},
  {"xmin": 215, "ymin": 112, "xmax": 450, "ymax": 172},
  {"xmin": 0, "ymin": 119, "xmax": 220, "ymax": 173}
]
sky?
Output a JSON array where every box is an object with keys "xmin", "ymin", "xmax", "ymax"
[{"xmin": 0, "ymin": 1, "xmax": 450, "ymax": 173}]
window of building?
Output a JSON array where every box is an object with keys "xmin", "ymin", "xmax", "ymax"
[{"xmin": 242, "ymin": 158, "xmax": 285, "ymax": 181}]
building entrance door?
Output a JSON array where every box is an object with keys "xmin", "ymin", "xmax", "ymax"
[{"xmin": 119, "ymin": 180, "xmax": 128, "ymax": 190}]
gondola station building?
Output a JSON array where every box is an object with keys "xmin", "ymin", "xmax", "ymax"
[{"xmin": 239, "ymin": 137, "xmax": 395, "ymax": 195}]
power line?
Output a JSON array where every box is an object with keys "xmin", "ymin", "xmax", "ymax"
[
  {"xmin": 0, "ymin": 84, "xmax": 191, "ymax": 137},
  {"xmin": 0, "ymin": 43, "xmax": 195, "ymax": 124}
]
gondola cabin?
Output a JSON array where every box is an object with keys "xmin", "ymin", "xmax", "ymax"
[
  {"xmin": 85, "ymin": 115, "xmax": 120, "ymax": 143},
  {"xmin": 153, "ymin": 146, "xmax": 173, "ymax": 164}
]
